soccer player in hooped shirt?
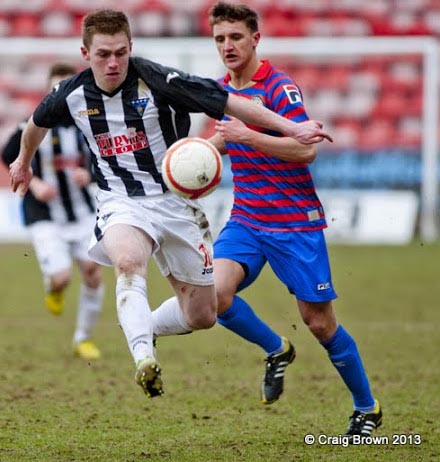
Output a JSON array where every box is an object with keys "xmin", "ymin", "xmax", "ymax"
[
  {"xmin": 9, "ymin": 9, "xmax": 331, "ymax": 399},
  {"xmin": 208, "ymin": 2, "xmax": 382, "ymax": 439}
]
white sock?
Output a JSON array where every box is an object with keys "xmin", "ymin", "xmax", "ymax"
[
  {"xmin": 152, "ymin": 296, "xmax": 192, "ymax": 336},
  {"xmin": 43, "ymin": 275, "xmax": 51, "ymax": 293},
  {"xmin": 73, "ymin": 283, "xmax": 104, "ymax": 344},
  {"xmin": 116, "ymin": 274, "xmax": 154, "ymax": 363}
]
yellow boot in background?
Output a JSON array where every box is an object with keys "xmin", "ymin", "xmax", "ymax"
[
  {"xmin": 44, "ymin": 290, "xmax": 65, "ymax": 315},
  {"xmin": 74, "ymin": 340, "xmax": 101, "ymax": 360}
]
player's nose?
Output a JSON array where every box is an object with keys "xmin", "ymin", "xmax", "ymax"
[
  {"xmin": 107, "ymin": 55, "xmax": 119, "ymax": 67},
  {"xmin": 223, "ymin": 38, "xmax": 234, "ymax": 50}
]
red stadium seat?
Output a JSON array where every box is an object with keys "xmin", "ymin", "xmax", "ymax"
[
  {"xmin": 0, "ymin": 13, "xmax": 10, "ymax": 36},
  {"xmin": 61, "ymin": 0, "xmax": 112, "ymax": 13},
  {"xmin": 373, "ymin": 90, "xmax": 409, "ymax": 119},
  {"xmin": 262, "ymin": 13, "xmax": 304, "ymax": 37},
  {"xmin": 321, "ymin": 64, "xmax": 351, "ymax": 90},
  {"xmin": 196, "ymin": 0, "xmax": 218, "ymax": 36},
  {"xmin": 332, "ymin": 119, "xmax": 362, "ymax": 148},
  {"xmin": 10, "ymin": 13, "xmax": 41, "ymax": 36},
  {"xmin": 40, "ymin": 11, "xmax": 75, "ymax": 37},
  {"xmin": 359, "ymin": 118, "xmax": 398, "ymax": 149},
  {"xmin": 71, "ymin": 13, "xmax": 85, "ymax": 35},
  {"xmin": 168, "ymin": 10, "xmax": 194, "ymax": 36},
  {"xmin": 278, "ymin": 66, "xmax": 322, "ymax": 93},
  {"xmin": 398, "ymin": 116, "xmax": 422, "ymax": 147},
  {"xmin": 130, "ymin": 0, "xmax": 170, "ymax": 36}
]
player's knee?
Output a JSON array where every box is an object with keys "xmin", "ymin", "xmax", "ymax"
[
  {"xmin": 186, "ymin": 305, "xmax": 217, "ymax": 330},
  {"xmin": 83, "ymin": 263, "xmax": 102, "ymax": 289},
  {"xmin": 50, "ymin": 270, "xmax": 71, "ymax": 292},
  {"xmin": 190, "ymin": 315, "xmax": 216, "ymax": 330},
  {"xmin": 305, "ymin": 316, "xmax": 336, "ymax": 342},
  {"xmin": 307, "ymin": 321, "xmax": 328, "ymax": 341},
  {"xmin": 114, "ymin": 254, "xmax": 145, "ymax": 276},
  {"xmin": 299, "ymin": 301, "xmax": 336, "ymax": 342},
  {"xmin": 216, "ymin": 289, "xmax": 234, "ymax": 314}
]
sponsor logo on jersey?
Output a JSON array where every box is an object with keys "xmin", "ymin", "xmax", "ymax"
[
  {"xmin": 283, "ymin": 85, "xmax": 302, "ymax": 105},
  {"xmin": 166, "ymin": 71, "xmax": 179, "ymax": 83},
  {"xmin": 101, "ymin": 212, "xmax": 114, "ymax": 223},
  {"xmin": 95, "ymin": 127, "xmax": 149, "ymax": 157},
  {"xmin": 131, "ymin": 98, "xmax": 149, "ymax": 117},
  {"xmin": 77, "ymin": 108, "xmax": 100, "ymax": 117}
]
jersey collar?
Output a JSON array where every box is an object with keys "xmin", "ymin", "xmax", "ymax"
[{"xmin": 223, "ymin": 59, "xmax": 271, "ymax": 85}]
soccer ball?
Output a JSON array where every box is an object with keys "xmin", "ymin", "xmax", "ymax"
[{"xmin": 161, "ymin": 137, "xmax": 223, "ymax": 199}]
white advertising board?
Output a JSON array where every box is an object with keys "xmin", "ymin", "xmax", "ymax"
[{"xmin": 0, "ymin": 187, "xmax": 419, "ymax": 245}]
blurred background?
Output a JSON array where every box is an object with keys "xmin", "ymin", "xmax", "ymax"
[{"xmin": 0, "ymin": 0, "xmax": 439, "ymax": 244}]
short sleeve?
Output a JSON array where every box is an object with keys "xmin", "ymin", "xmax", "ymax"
[{"xmin": 33, "ymin": 83, "xmax": 74, "ymax": 128}]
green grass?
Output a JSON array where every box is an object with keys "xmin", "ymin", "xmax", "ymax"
[{"xmin": 0, "ymin": 242, "xmax": 439, "ymax": 461}]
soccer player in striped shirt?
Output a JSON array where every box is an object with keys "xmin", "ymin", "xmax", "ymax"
[
  {"xmin": 208, "ymin": 2, "xmax": 382, "ymax": 439},
  {"xmin": 9, "ymin": 9, "xmax": 331, "ymax": 400},
  {"xmin": 2, "ymin": 63, "xmax": 103, "ymax": 361}
]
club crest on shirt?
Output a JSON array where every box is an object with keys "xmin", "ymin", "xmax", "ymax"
[
  {"xmin": 131, "ymin": 98, "xmax": 149, "ymax": 117},
  {"xmin": 283, "ymin": 85, "xmax": 302, "ymax": 105},
  {"xmin": 250, "ymin": 95, "xmax": 265, "ymax": 106}
]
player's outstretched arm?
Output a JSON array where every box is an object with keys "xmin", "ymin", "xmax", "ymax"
[
  {"xmin": 224, "ymin": 93, "xmax": 332, "ymax": 144},
  {"xmin": 9, "ymin": 116, "xmax": 48, "ymax": 196},
  {"xmin": 289, "ymin": 120, "xmax": 333, "ymax": 145},
  {"xmin": 215, "ymin": 117, "xmax": 316, "ymax": 163}
]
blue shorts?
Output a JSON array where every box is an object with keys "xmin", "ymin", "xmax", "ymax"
[{"xmin": 214, "ymin": 220, "xmax": 337, "ymax": 302}]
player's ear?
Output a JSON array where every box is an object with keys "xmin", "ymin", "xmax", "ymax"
[
  {"xmin": 252, "ymin": 31, "xmax": 261, "ymax": 48},
  {"xmin": 80, "ymin": 46, "xmax": 90, "ymax": 61}
]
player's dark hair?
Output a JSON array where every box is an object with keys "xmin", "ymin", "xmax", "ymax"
[
  {"xmin": 209, "ymin": 1, "xmax": 259, "ymax": 33},
  {"xmin": 82, "ymin": 9, "xmax": 132, "ymax": 49},
  {"xmin": 48, "ymin": 62, "xmax": 76, "ymax": 80}
]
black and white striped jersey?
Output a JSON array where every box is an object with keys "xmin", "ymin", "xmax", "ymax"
[
  {"xmin": 2, "ymin": 122, "xmax": 95, "ymax": 226},
  {"xmin": 32, "ymin": 57, "xmax": 229, "ymax": 197}
]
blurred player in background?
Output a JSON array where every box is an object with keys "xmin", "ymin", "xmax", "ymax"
[
  {"xmin": 207, "ymin": 1, "xmax": 382, "ymax": 440},
  {"xmin": 2, "ymin": 62, "xmax": 104, "ymax": 361},
  {"xmin": 9, "ymin": 9, "xmax": 331, "ymax": 399}
]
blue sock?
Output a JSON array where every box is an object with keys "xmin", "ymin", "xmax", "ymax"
[
  {"xmin": 321, "ymin": 324, "xmax": 375, "ymax": 412},
  {"xmin": 217, "ymin": 295, "xmax": 282, "ymax": 355}
]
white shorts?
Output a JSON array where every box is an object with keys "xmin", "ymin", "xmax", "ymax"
[
  {"xmin": 29, "ymin": 214, "xmax": 96, "ymax": 277},
  {"xmin": 89, "ymin": 190, "xmax": 214, "ymax": 286}
]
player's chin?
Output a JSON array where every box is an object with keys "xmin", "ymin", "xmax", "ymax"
[
  {"xmin": 224, "ymin": 57, "xmax": 240, "ymax": 68},
  {"xmin": 105, "ymin": 74, "xmax": 123, "ymax": 85}
]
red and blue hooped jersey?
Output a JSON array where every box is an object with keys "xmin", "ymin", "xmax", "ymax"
[{"xmin": 221, "ymin": 60, "xmax": 326, "ymax": 232}]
